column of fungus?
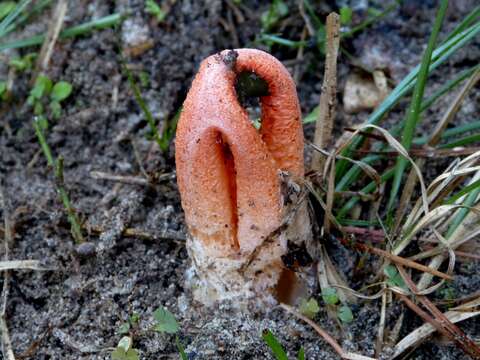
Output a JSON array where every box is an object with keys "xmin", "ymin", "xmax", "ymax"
[{"xmin": 175, "ymin": 49, "xmax": 312, "ymax": 305}]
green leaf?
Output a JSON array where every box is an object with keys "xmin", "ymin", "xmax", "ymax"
[
  {"xmin": 0, "ymin": 1, "xmax": 16, "ymax": 20},
  {"xmin": 112, "ymin": 336, "xmax": 139, "ymax": 360},
  {"xmin": 145, "ymin": 0, "xmax": 166, "ymax": 22},
  {"xmin": 31, "ymin": 74, "xmax": 52, "ymax": 100},
  {"xmin": 321, "ymin": 287, "xmax": 339, "ymax": 305},
  {"xmin": 118, "ymin": 322, "xmax": 130, "ymax": 335},
  {"xmin": 299, "ymin": 298, "xmax": 320, "ymax": 319},
  {"xmin": 117, "ymin": 336, "xmax": 132, "ymax": 352},
  {"xmin": 340, "ymin": 6, "xmax": 353, "ymax": 25},
  {"xmin": 51, "ymin": 81, "xmax": 72, "ymax": 102},
  {"xmin": 337, "ymin": 305, "xmax": 354, "ymax": 323},
  {"xmin": 111, "ymin": 348, "xmax": 139, "ymax": 360},
  {"xmin": 384, "ymin": 265, "xmax": 406, "ymax": 288},
  {"xmin": 297, "ymin": 347, "xmax": 305, "ymax": 360},
  {"xmin": 262, "ymin": 329, "xmax": 288, "ymax": 360},
  {"xmin": 153, "ymin": 306, "xmax": 180, "ymax": 334}
]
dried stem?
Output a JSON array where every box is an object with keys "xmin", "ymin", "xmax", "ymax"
[
  {"xmin": 341, "ymin": 237, "xmax": 453, "ymax": 281},
  {"xmin": 397, "ymin": 266, "xmax": 480, "ymax": 358},
  {"xmin": 280, "ymin": 303, "xmax": 376, "ymax": 360},
  {"xmin": 35, "ymin": 0, "xmax": 67, "ymax": 75},
  {"xmin": 0, "ymin": 183, "xmax": 15, "ymax": 360},
  {"xmin": 311, "ymin": 12, "xmax": 340, "ymax": 172}
]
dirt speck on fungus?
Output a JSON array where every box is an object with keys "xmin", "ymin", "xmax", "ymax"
[{"xmin": 0, "ymin": 0, "xmax": 479, "ymax": 359}]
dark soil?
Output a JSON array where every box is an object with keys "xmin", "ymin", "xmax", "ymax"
[{"xmin": 0, "ymin": 0, "xmax": 479, "ymax": 359}]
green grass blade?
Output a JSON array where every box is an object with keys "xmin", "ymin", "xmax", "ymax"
[
  {"xmin": 445, "ymin": 5, "xmax": 480, "ymax": 42},
  {"xmin": 158, "ymin": 107, "xmax": 181, "ymax": 152},
  {"xmin": 338, "ymin": 218, "xmax": 379, "ymax": 227},
  {"xmin": 386, "ymin": 0, "xmax": 448, "ymax": 214},
  {"xmin": 335, "ymin": 19, "xmax": 480, "ymax": 177},
  {"xmin": 3, "ymin": 0, "xmax": 52, "ymax": 38},
  {"xmin": 124, "ymin": 64, "xmax": 165, "ymax": 152},
  {"xmin": 445, "ymin": 187, "xmax": 480, "ymax": 238},
  {"xmin": 440, "ymin": 133, "xmax": 480, "ymax": 149},
  {"xmin": 0, "ymin": 0, "xmax": 33, "ymax": 38},
  {"xmin": 445, "ymin": 178, "xmax": 480, "ymax": 205},
  {"xmin": 262, "ymin": 330, "xmax": 289, "ymax": 360},
  {"xmin": 0, "ymin": 13, "xmax": 122, "ymax": 51},
  {"xmin": 335, "ymin": 154, "xmax": 382, "ymax": 192},
  {"xmin": 336, "ymin": 168, "xmax": 395, "ymax": 219},
  {"xmin": 175, "ymin": 335, "xmax": 188, "ymax": 360},
  {"xmin": 259, "ymin": 34, "xmax": 307, "ymax": 48},
  {"xmin": 341, "ymin": 1, "xmax": 399, "ymax": 38},
  {"xmin": 420, "ymin": 64, "xmax": 480, "ymax": 112},
  {"xmin": 414, "ymin": 120, "xmax": 480, "ymax": 145}
]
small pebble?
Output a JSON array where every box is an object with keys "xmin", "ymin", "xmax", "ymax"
[{"xmin": 75, "ymin": 242, "xmax": 97, "ymax": 257}]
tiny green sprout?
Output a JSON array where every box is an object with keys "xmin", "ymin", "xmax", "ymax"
[
  {"xmin": 384, "ymin": 265, "xmax": 406, "ymax": 289},
  {"xmin": 129, "ymin": 313, "xmax": 140, "ymax": 325},
  {"xmin": 340, "ymin": 6, "xmax": 353, "ymax": 25},
  {"xmin": 145, "ymin": 0, "xmax": 166, "ymax": 22},
  {"xmin": 0, "ymin": 1, "xmax": 16, "ymax": 20},
  {"xmin": 118, "ymin": 312, "xmax": 140, "ymax": 335},
  {"xmin": 153, "ymin": 306, "xmax": 179, "ymax": 334},
  {"xmin": 299, "ymin": 298, "xmax": 320, "ymax": 319},
  {"xmin": 9, "ymin": 53, "xmax": 37, "ymax": 72},
  {"xmin": 321, "ymin": 287, "xmax": 339, "ymax": 305},
  {"xmin": 261, "ymin": 0, "xmax": 288, "ymax": 31},
  {"xmin": 30, "ymin": 75, "xmax": 52, "ymax": 102},
  {"xmin": 337, "ymin": 305, "xmax": 354, "ymax": 323},
  {"xmin": 111, "ymin": 336, "xmax": 139, "ymax": 360}
]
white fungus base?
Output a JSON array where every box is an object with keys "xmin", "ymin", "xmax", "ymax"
[{"xmin": 185, "ymin": 189, "xmax": 312, "ymax": 307}]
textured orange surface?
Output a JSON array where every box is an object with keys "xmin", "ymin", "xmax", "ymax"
[{"xmin": 175, "ymin": 49, "xmax": 304, "ymax": 255}]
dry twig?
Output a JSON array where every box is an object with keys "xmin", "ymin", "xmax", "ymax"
[
  {"xmin": 280, "ymin": 303, "xmax": 376, "ymax": 360},
  {"xmin": 311, "ymin": 12, "xmax": 340, "ymax": 171},
  {"xmin": 0, "ymin": 183, "xmax": 15, "ymax": 360},
  {"xmin": 35, "ymin": 0, "xmax": 68, "ymax": 75},
  {"xmin": 396, "ymin": 266, "xmax": 480, "ymax": 358}
]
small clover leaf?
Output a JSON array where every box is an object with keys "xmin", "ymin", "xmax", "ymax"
[{"xmin": 153, "ymin": 306, "xmax": 179, "ymax": 334}]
